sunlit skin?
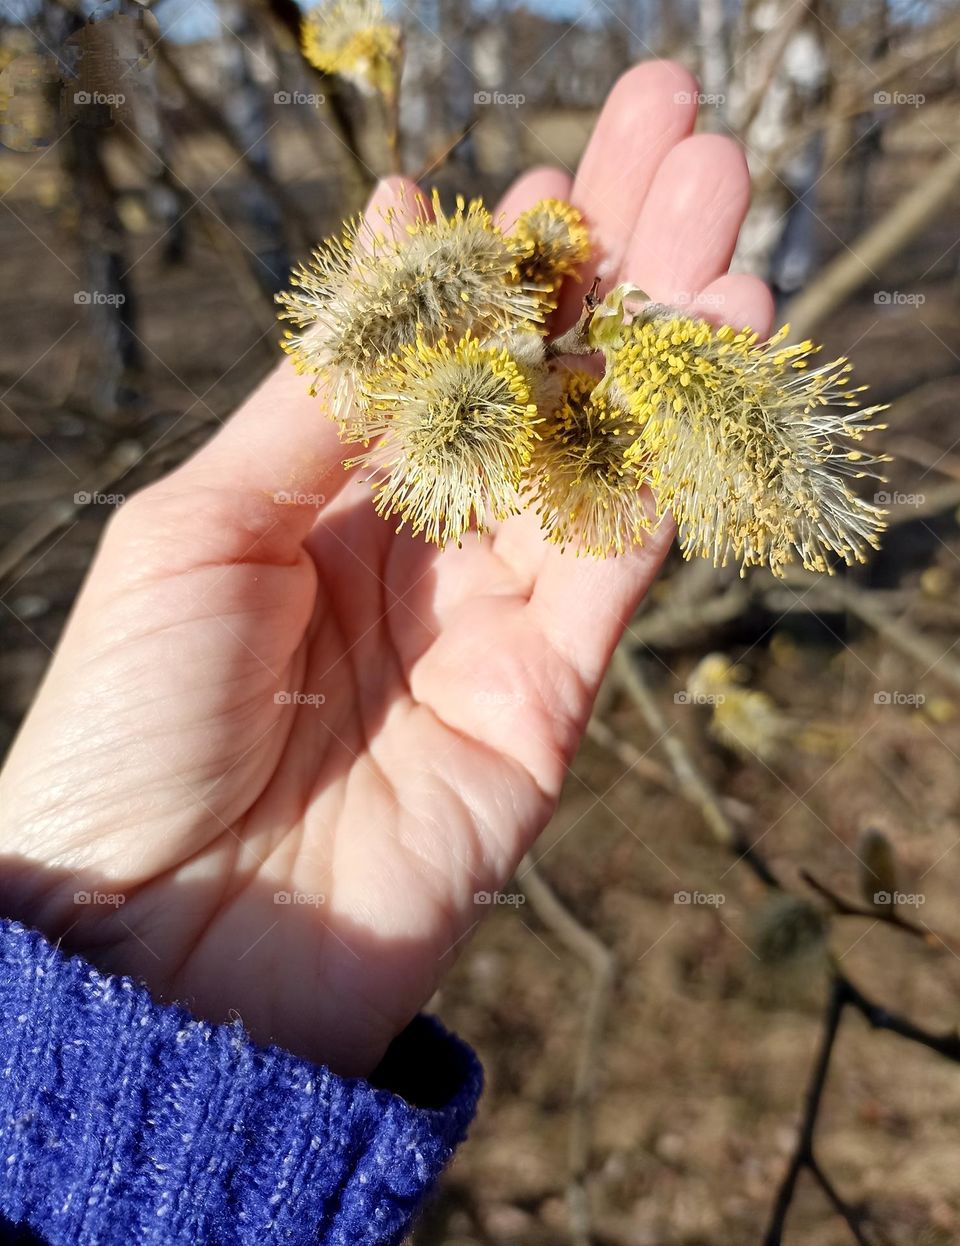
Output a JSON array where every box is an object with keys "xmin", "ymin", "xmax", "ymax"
[{"xmin": 0, "ymin": 63, "xmax": 773, "ymax": 1078}]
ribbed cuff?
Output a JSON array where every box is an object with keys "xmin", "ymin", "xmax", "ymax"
[{"xmin": 0, "ymin": 919, "xmax": 481, "ymax": 1246}]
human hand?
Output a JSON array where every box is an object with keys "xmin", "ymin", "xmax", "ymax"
[{"xmin": 0, "ymin": 62, "xmax": 772, "ymax": 1077}]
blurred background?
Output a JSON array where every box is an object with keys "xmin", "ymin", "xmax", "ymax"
[{"xmin": 2, "ymin": 1, "xmax": 960, "ymax": 1242}]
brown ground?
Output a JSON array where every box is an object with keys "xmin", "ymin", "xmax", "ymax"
[{"xmin": 2, "ymin": 100, "xmax": 960, "ymax": 1246}]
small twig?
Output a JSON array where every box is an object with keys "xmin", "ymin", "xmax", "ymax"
[
  {"xmin": 381, "ymin": 37, "xmax": 405, "ymax": 176},
  {"xmin": 547, "ymin": 277, "xmax": 603, "ymax": 358},
  {"xmin": 519, "ymin": 856, "xmax": 617, "ymax": 1246},
  {"xmin": 764, "ymin": 976, "xmax": 874, "ymax": 1246},
  {"xmin": 800, "ymin": 869, "xmax": 949, "ymax": 950},
  {"xmin": 613, "ymin": 646, "xmax": 778, "ymax": 888},
  {"xmin": 155, "ymin": 41, "xmax": 314, "ymax": 251},
  {"xmin": 628, "ymin": 577, "xmax": 751, "ymax": 650},
  {"xmin": 732, "ymin": 0, "xmax": 810, "ymax": 136},
  {"xmin": 584, "ymin": 717, "xmax": 675, "ymax": 791},
  {"xmin": 0, "ymin": 441, "xmax": 144, "ymax": 586},
  {"xmin": 819, "ymin": 578, "xmax": 960, "ymax": 695},
  {"xmin": 888, "ymin": 433, "xmax": 960, "ymax": 484},
  {"xmin": 754, "ymin": 18, "xmax": 960, "ymax": 188},
  {"xmin": 411, "ymin": 113, "xmax": 479, "ymax": 183},
  {"xmin": 840, "ymin": 973, "xmax": 960, "ymax": 1062},
  {"xmin": 807, "ymin": 1155, "xmax": 876, "ymax": 1246},
  {"xmin": 885, "ymin": 480, "xmax": 960, "ymax": 527},
  {"xmin": 784, "ymin": 142, "xmax": 960, "ymax": 338},
  {"xmin": 612, "ymin": 641, "xmax": 960, "ymax": 1241}
]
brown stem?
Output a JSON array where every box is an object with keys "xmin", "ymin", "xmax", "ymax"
[
  {"xmin": 546, "ymin": 277, "xmax": 602, "ymax": 358},
  {"xmin": 518, "ymin": 857, "xmax": 617, "ymax": 1246},
  {"xmin": 614, "ymin": 647, "xmax": 779, "ymax": 887},
  {"xmin": 764, "ymin": 976, "xmax": 872, "ymax": 1245},
  {"xmin": 800, "ymin": 869, "xmax": 948, "ymax": 949}
]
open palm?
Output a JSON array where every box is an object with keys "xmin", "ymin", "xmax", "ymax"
[{"xmin": 0, "ymin": 62, "xmax": 772, "ymax": 1077}]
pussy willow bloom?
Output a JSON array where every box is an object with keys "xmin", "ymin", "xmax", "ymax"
[
  {"xmin": 602, "ymin": 310, "xmax": 888, "ymax": 575},
  {"xmin": 527, "ymin": 371, "xmax": 652, "ymax": 557},
  {"xmin": 857, "ymin": 827, "xmax": 898, "ymax": 911},
  {"xmin": 349, "ymin": 333, "xmax": 538, "ymax": 547},
  {"xmin": 688, "ymin": 653, "xmax": 790, "ymax": 762},
  {"xmin": 276, "ymin": 192, "xmax": 542, "ymax": 433},
  {"xmin": 485, "ymin": 329, "xmax": 564, "ymax": 415},
  {"xmin": 301, "ymin": 0, "xmax": 401, "ymax": 96},
  {"xmin": 509, "ymin": 199, "xmax": 590, "ymax": 312}
]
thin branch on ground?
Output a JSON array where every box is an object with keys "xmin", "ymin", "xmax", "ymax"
[
  {"xmin": 519, "ymin": 856, "xmax": 617, "ymax": 1246},
  {"xmin": 818, "ymin": 578, "xmax": 960, "ymax": 694},
  {"xmin": 0, "ymin": 441, "xmax": 143, "ymax": 586},
  {"xmin": 612, "ymin": 637, "xmax": 960, "ymax": 1243},
  {"xmin": 585, "ymin": 716, "xmax": 676, "ymax": 791},
  {"xmin": 612, "ymin": 646, "xmax": 778, "ymax": 888}
]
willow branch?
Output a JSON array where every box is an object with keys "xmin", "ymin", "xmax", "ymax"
[
  {"xmin": 785, "ymin": 144, "xmax": 960, "ymax": 339},
  {"xmin": 840, "ymin": 974, "xmax": 960, "ymax": 1061},
  {"xmin": 817, "ymin": 578, "xmax": 960, "ymax": 694},
  {"xmin": 800, "ymin": 868, "xmax": 955, "ymax": 952},
  {"xmin": 519, "ymin": 856, "xmax": 617, "ymax": 1246},
  {"xmin": 764, "ymin": 976, "xmax": 874, "ymax": 1246},
  {"xmin": 613, "ymin": 646, "xmax": 778, "ymax": 887}
]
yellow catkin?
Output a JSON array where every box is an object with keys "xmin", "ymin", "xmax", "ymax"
[
  {"xmin": 526, "ymin": 370, "xmax": 653, "ymax": 557},
  {"xmin": 276, "ymin": 191, "xmax": 542, "ymax": 435},
  {"xmin": 301, "ymin": 0, "xmax": 400, "ymax": 96},
  {"xmin": 508, "ymin": 199, "xmax": 590, "ymax": 315},
  {"xmin": 603, "ymin": 311, "xmax": 888, "ymax": 576},
  {"xmin": 348, "ymin": 332, "xmax": 539, "ymax": 547}
]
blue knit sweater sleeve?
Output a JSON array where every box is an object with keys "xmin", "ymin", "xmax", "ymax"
[{"xmin": 0, "ymin": 918, "xmax": 482, "ymax": 1246}]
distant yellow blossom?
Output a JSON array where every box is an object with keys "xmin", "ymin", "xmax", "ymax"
[
  {"xmin": 688, "ymin": 653, "xmax": 791, "ymax": 761},
  {"xmin": 301, "ymin": 0, "xmax": 401, "ymax": 96}
]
